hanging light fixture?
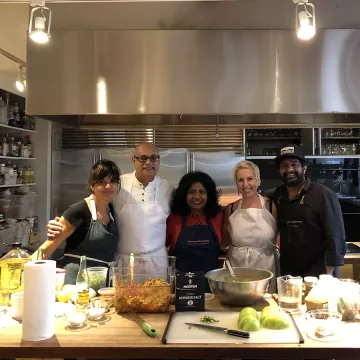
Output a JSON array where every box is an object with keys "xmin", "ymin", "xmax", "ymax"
[
  {"xmin": 15, "ymin": 65, "xmax": 26, "ymax": 93},
  {"xmin": 293, "ymin": 0, "xmax": 316, "ymax": 41},
  {"xmin": 29, "ymin": 0, "xmax": 52, "ymax": 44}
]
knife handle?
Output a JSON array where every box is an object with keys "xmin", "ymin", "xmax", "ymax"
[
  {"xmin": 142, "ymin": 322, "xmax": 158, "ymax": 338},
  {"xmin": 226, "ymin": 329, "xmax": 250, "ymax": 338}
]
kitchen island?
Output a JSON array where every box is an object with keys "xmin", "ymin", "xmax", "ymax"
[{"xmin": 1, "ymin": 297, "xmax": 360, "ymax": 359}]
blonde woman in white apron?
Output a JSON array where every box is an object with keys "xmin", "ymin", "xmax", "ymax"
[{"xmin": 223, "ymin": 161, "xmax": 279, "ymax": 293}]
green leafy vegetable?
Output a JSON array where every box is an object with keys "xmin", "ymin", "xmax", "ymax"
[{"xmin": 200, "ymin": 316, "xmax": 219, "ymax": 323}]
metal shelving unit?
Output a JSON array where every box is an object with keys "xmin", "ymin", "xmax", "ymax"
[
  {"xmin": 0, "ymin": 124, "xmax": 35, "ymax": 133},
  {"xmin": 0, "ymin": 183, "xmax": 36, "ymax": 188},
  {"xmin": 0, "ymin": 156, "xmax": 36, "ymax": 160}
]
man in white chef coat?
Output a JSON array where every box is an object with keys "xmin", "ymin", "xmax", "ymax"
[
  {"xmin": 47, "ymin": 142, "xmax": 173, "ymax": 259},
  {"xmin": 114, "ymin": 142, "xmax": 173, "ymax": 257}
]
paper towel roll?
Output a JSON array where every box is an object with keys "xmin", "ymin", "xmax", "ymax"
[{"xmin": 22, "ymin": 260, "xmax": 56, "ymax": 341}]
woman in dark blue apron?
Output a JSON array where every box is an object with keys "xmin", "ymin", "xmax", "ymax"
[
  {"xmin": 166, "ymin": 172, "xmax": 223, "ymax": 293},
  {"xmin": 32, "ymin": 160, "xmax": 121, "ymax": 284}
]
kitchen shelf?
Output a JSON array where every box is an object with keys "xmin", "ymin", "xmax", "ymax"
[
  {"xmin": 0, "ymin": 156, "xmax": 35, "ymax": 160},
  {"xmin": 0, "ymin": 183, "xmax": 35, "ymax": 188},
  {"xmin": 0, "ymin": 124, "xmax": 35, "ymax": 133}
]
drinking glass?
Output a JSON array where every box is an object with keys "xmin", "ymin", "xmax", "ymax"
[{"xmin": 277, "ymin": 275, "xmax": 303, "ymax": 315}]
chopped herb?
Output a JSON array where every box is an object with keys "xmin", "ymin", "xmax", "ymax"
[{"xmin": 200, "ymin": 316, "xmax": 219, "ymax": 323}]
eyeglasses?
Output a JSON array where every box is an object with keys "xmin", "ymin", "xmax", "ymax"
[{"xmin": 134, "ymin": 155, "xmax": 160, "ymax": 163}]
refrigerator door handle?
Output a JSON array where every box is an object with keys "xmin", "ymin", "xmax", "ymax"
[
  {"xmin": 191, "ymin": 152, "xmax": 195, "ymax": 172},
  {"xmin": 93, "ymin": 152, "xmax": 98, "ymax": 164},
  {"xmin": 186, "ymin": 151, "xmax": 191, "ymax": 173},
  {"xmin": 98, "ymin": 152, "xmax": 102, "ymax": 161}
]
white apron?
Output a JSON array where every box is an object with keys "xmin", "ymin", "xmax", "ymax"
[
  {"xmin": 114, "ymin": 173, "xmax": 168, "ymax": 267},
  {"xmin": 227, "ymin": 195, "xmax": 279, "ymax": 293}
]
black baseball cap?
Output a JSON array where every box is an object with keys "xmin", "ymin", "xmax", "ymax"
[{"xmin": 274, "ymin": 144, "xmax": 306, "ymax": 167}]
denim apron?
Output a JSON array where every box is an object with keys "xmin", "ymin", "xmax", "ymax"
[{"xmin": 61, "ymin": 195, "xmax": 119, "ymax": 285}]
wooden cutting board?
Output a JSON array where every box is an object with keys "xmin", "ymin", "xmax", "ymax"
[{"xmin": 163, "ymin": 311, "xmax": 302, "ymax": 344}]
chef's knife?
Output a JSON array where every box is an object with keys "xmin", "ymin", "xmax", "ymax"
[
  {"xmin": 131, "ymin": 314, "xmax": 158, "ymax": 338},
  {"xmin": 185, "ymin": 323, "xmax": 250, "ymax": 338}
]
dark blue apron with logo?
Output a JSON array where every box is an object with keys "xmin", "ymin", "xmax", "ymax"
[{"xmin": 170, "ymin": 216, "xmax": 220, "ymax": 293}]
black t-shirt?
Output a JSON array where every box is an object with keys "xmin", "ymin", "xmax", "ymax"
[
  {"xmin": 62, "ymin": 200, "xmax": 116, "ymax": 252},
  {"xmin": 62, "ymin": 200, "xmax": 92, "ymax": 252}
]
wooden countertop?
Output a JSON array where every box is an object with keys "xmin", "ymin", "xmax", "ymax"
[{"xmin": 1, "ymin": 297, "xmax": 360, "ymax": 359}]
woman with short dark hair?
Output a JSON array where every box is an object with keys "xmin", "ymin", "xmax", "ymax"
[
  {"xmin": 33, "ymin": 159, "xmax": 121, "ymax": 284},
  {"xmin": 166, "ymin": 171, "xmax": 223, "ymax": 291}
]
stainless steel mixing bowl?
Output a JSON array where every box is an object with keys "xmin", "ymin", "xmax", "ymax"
[{"xmin": 205, "ymin": 267, "xmax": 273, "ymax": 306}]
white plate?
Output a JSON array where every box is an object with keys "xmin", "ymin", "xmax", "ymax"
[{"xmin": 306, "ymin": 329, "xmax": 344, "ymax": 343}]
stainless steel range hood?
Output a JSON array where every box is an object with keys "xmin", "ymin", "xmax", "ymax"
[{"xmin": 27, "ymin": 29, "xmax": 360, "ymax": 124}]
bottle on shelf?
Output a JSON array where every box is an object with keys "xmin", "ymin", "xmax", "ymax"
[
  {"xmin": 7, "ymin": 105, "xmax": 15, "ymax": 127},
  {"xmin": 23, "ymin": 167, "xmax": 30, "ymax": 183},
  {"xmin": 18, "ymin": 138, "xmax": 25, "ymax": 158},
  {"xmin": 12, "ymin": 103, "xmax": 19, "ymax": 115},
  {"xmin": 25, "ymin": 136, "xmax": 32, "ymax": 157},
  {"xmin": 0, "ymin": 163, "xmax": 4, "ymax": 186},
  {"xmin": 17, "ymin": 167, "xmax": 23, "ymax": 184},
  {"xmin": 0, "ymin": 97, "xmax": 7, "ymax": 125},
  {"xmin": 1, "ymin": 134, "xmax": 8, "ymax": 157},
  {"xmin": 76, "ymin": 256, "xmax": 90, "ymax": 306},
  {"xmin": 29, "ymin": 167, "xmax": 35, "ymax": 183},
  {"xmin": 18, "ymin": 111, "xmax": 25, "ymax": 129}
]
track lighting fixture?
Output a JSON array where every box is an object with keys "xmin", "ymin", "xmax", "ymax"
[
  {"xmin": 29, "ymin": 0, "xmax": 52, "ymax": 44},
  {"xmin": 15, "ymin": 65, "xmax": 26, "ymax": 93},
  {"xmin": 293, "ymin": 0, "xmax": 316, "ymax": 41}
]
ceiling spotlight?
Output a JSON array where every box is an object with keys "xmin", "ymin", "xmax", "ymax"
[
  {"xmin": 294, "ymin": 0, "xmax": 316, "ymax": 41},
  {"xmin": 29, "ymin": 4, "xmax": 52, "ymax": 44},
  {"xmin": 15, "ymin": 66, "xmax": 26, "ymax": 93}
]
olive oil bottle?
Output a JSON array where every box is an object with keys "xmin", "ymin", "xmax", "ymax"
[
  {"xmin": 0, "ymin": 243, "xmax": 31, "ymax": 295},
  {"xmin": 76, "ymin": 256, "xmax": 89, "ymax": 306}
]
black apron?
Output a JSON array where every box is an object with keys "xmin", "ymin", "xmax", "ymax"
[
  {"xmin": 60, "ymin": 196, "xmax": 119, "ymax": 285},
  {"xmin": 278, "ymin": 192, "xmax": 326, "ymax": 278},
  {"xmin": 170, "ymin": 216, "xmax": 220, "ymax": 293}
]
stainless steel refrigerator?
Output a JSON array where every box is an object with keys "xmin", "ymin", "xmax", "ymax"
[{"xmin": 52, "ymin": 148, "xmax": 244, "ymax": 216}]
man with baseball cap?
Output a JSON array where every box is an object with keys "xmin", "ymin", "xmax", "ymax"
[{"xmin": 272, "ymin": 144, "xmax": 346, "ymax": 277}]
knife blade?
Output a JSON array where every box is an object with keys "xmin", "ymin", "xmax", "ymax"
[{"xmin": 185, "ymin": 323, "xmax": 250, "ymax": 338}]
